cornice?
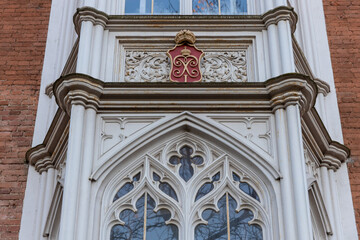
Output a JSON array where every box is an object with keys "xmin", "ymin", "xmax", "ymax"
[
  {"xmin": 52, "ymin": 73, "xmax": 316, "ymax": 113},
  {"xmin": 53, "ymin": 73, "xmax": 102, "ymax": 114},
  {"xmin": 73, "ymin": 6, "xmax": 297, "ymax": 34},
  {"xmin": 265, "ymin": 73, "xmax": 317, "ymax": 115},
  {"xmin": 302, "ymin": 108, "xmax": 350, "ymax": 170},
  {"xmin": 26, "ymin": 109, "xmax": 70, "ymax": 173},
  {"xmin": 29, "ymin": 73, "xmax": 348, "ymax": 172}
]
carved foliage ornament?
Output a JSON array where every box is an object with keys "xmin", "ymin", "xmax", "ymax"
[{"xmin": 167, "ymin": 30, "xmax": 204, "ymax": 82}]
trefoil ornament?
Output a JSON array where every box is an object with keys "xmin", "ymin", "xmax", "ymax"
[{"xmin": 167, "ymin": 30, "xmax": 204, "ymax": 82}]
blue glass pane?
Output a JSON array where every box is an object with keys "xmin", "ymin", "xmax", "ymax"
[
  {"xmin": 233, "ymin": 173, "xmax": 260, "ymax": 202},
  {"xmin": 221, "ymin": 0, "xmax": 247, "ymax": 14},
  {"xmin": 146, "ymin": 196, "xmax": 179, "ymax": 239},
  {"xmin": 153, "ymin": 172, "xmax": 161, "ymax": 181},
  {"xmin": 133, "ymin": 172, "xmax": 141, "ymax": 181},
  {"xmin": 195, "ymin": 195, "xmax": 228, "ymax": 240},
  {"xmin": 125, "ymin": 0, "xmax": 151, "ymax": 14},
  {"xmin": 195, "ymin": 172, "xmax": 220, "ymax": 201},
  {"xmin": 192, "ymin": 0, "xmax": 247, "ymax": 15},
  {"xmin": 193, "ymin": 0, "xmax": 219, "ymax": 14},
  {"xmin": 169, "ymin": 146, "xmax": 204, "ymax": 182},
  {"xmin": 153, "ymin": 172, "xmax": 178, "ymax": 201},
  {"xmin": 113, "ymin": 183, "xmax": 134, "ymax": 202},
  {"xmin": 111, "ymin": 195, "xmax": 145, "ymax": 240},
  {"xmin": 195, "ymin": 194, "xmax": 263, "ymax": 240},
  {"xmin": 113, "ymin": 173, "xmax": 141, "ymax": 202},
  {"xmin": 111, "ymin": 194, "xmax": 178, "ymax": 240},
  {"xmin": 125, "ymin": 0, "xmax": 141, "ymax": 13},
  {"xmin": 154, "ymin": 0, "xmax": 179, "ymax": 14},
  {"xmin": 159, "ymin": 183, "xmax": 178, "ymax": 201}
]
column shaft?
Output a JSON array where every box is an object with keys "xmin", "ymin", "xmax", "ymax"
[
  {"xmin": 286, "ymin": 105, "xmax": 313, "ymax": 240},
  {"xmin": 34, "ymin": 172, "xmax": 47, "ymax": 239},
  {"xmin": 76, "ymin": 108, "xmax": 97, "ymax": 240},
  {"xmin": 267, "ymin": 24, "xmax": 282, "ymax": 77},
  {"xmin": 41, "ymin": 168, "xmax": 55, "ymax": 239},
  {"xmin": 278, "ymin": 20, "xmax": 295, "ymax": 73},
  {"xmin": 58, "ymin": 104, "xmax": 85, "ymax": 240},
  {"xmin": 275, "ymin": 108, "xmax": 298, "ymax": 239},
  {"xmin": 77, "ymin": 21, "xmax": 93, "ymax": 74}
]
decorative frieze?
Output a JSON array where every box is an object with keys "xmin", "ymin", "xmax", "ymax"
[{"xmin": 124, "ymin": 50, "xmax": 247, "ymax": 83}]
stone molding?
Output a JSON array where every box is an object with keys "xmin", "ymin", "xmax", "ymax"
[
  {"xmin": 73, "ymin": 6, "xmax": 297, "ymax": 34},
  {"xmin": 262, "ymin": 6, "xmax": 298, "ymax": 33},
  {"xmin": 314, "ymin": 78, "xmax": 331, "ymax": 96},
  {"xmin": 26, "ymin": 73, "xmax": 349, "ymax": 172},
  {"xmin": 53, "ymin": 74, "xmax": 103, "ymax": 114},
  {"xmin": 26, "ymin": 110, "xmax": 69, "ymax": 173}
]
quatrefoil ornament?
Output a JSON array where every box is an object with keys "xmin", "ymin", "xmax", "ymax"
[{"xmin": 169, "ymin": 146, "xmax": 204, "ymax": 182}]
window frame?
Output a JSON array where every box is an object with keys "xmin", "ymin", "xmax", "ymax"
[{"xmin": 120, "ymin": 0, "xmax": 253, "ymax": 15}]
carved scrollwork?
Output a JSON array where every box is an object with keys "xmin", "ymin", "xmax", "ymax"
[
  {"xmin": 201, "ymin": 51, "xmax": 247, "ymax": 82},
  {"xmin": 125, "ymin": 52, "xmax": 169, "ymax": 82},
  {"xmin": 123, "ymin": 50, "xmax": 248, "ymax": 83}
]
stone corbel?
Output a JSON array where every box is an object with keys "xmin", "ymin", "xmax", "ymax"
[
  {"xmin": 266, "ymin": 73, "xmax": 317, "ymax": 115},
  {"xmin": 262, "ymin": 6, "xmax": 298, "ymax": 33},
  {"xmin": 314, "ymin": 78, "xmax": 331, "ymax": 96},
  {"xmin": 73, "ymin": 7, "xmax": 108, "ymax": 34},
  {"xmin": 26, "ymin": 110, "xmax": 69, "ymax": 173},
  {"xmin": 53, "ymin": 73, "xmax": 103, "ymax": 115},
  {"xmin": 321, "ymin": 143, "xmax": 349, "ymax": 170}
]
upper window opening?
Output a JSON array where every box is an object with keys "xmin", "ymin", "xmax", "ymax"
[
  {"xmin": 192, "ymin": 0, "xmax": 247, "ymax": 14},
  {"xmin": 125, "ymin": 0, "xmax": 180, "ymax": 14},
  {"xmin": 124, "ymin": 0, "xmax": 248, "ymax": 15}
]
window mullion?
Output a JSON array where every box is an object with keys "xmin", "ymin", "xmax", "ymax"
[
  {"xmin": 143, "ymin": 192, "xmax": 148, "ymax": 240},
  {"xmin": 226, "ymin": 192, "xmax": 230, "ymax": 240}
]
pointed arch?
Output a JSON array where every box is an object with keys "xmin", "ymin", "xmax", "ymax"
[
  {"xmin": 91, "ymin": 112, "xmax": 281, "ymax": 181},
  {"xmin": 90, "ymin": 112, "xmax": 281, "ymax": 239}
]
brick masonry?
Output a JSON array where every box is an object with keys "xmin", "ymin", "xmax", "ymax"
[
  {"xmin": 323, "ymin": 0, "xmax": 360, "ymax": 237},
  {"xmin": 0, "ymin": 0, "xmax": 51, "ymax": 239}
]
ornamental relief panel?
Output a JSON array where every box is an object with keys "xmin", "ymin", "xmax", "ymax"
[
  {"xmin": 99, "ymin": 116, "xmax": 163, "ymax": 155},
  {"xmin": 124, "ymin": 50, "xmax": 247, "ymax": 83},
  {"xmin": 209, "ymin": 116, "xmax": 273, "ymax": 156}
]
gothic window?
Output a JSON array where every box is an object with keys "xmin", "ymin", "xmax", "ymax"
[
  {"xmin": 195, "ymin": 193, "xmax": 262, "ymax": 239},
  {"xmin": 104, "ymin": 135, "xmax": 268, "ymax": 240}
]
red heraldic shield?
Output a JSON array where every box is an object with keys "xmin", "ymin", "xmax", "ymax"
[{"xmin": 167, "ymin": 44, "xmax": 204, "ymax": 82}]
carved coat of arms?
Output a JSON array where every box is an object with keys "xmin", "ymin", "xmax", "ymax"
[{"xmin": 167, "ymin": 30, "xmax": 204, "ymax": 82}]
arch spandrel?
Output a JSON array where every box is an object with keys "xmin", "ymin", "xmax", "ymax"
[{"xmin": 91, "ymin": 112, "xmax": 281, "ymax": 181}]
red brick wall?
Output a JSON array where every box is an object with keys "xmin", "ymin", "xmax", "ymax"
[
  {"xmin": 0, "ymin": 1, "xmax": 51, "ymax": 239},
  {"xmin": 323, "ymin": 0, "xmax": 360, "ymax": 236}
]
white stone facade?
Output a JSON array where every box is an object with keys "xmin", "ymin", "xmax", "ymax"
[{"xmin": 20, "ymin": 0, "xmax": 358, "ymax": 239}]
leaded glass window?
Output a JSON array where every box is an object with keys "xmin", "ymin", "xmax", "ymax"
[
  {"xmin": 105, "ymin": 136, "xmax": 268, "ymax": 240},
  {"xmin": 195, "ymin": 193, "xmax": 262, "ymax": 239},
  {"xmin": 111, "ymin": 193, "xmax": 178, "ymax": 240}
]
